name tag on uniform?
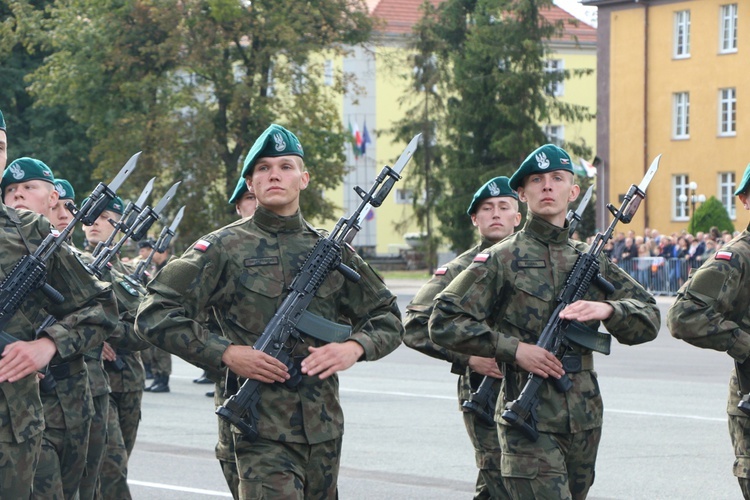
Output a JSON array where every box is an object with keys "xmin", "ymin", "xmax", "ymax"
[
  {"xmin": 244, "ymin": 256, "xmax": 279, "ymax": 267},
  {"xmin": 517, "ymin": 260, "xmax": 546, "ymax": 268}
]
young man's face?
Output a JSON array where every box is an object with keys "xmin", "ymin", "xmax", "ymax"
[
  {"xmin": 0, "ymin": 130, "xmax": 7, "ymax": 170},
  {"xmin": 471, "ymin": 197, "xmax": 521, "ymax": 244},
  {"xmin": 82, "ymin": 209, "xmax": 120, "ymax": 245},
  {"xmin": 48, "ymin": 198, "xmax": 73, "ymax": 232},
  {"xmin": 517, "ymin": 170, "xmax": 579, "ymax": 226},
  {"xmin": 236, "ymin": 188, "xmax": 258, "ymax": 219},
  {"xmin": 247, "ymin": 155, "xmax": 309, "ymax": 217},
  {"xmin": 138, "ymin": 247, "xmax": 152, "ymax": 259},
  {"xmin": 4, "ymin": 180, "xmax": 59, "ymax": 217}
]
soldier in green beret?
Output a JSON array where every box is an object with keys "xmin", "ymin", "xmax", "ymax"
[
  {"xmin": 0, "ymin": 108, "xmax": 7, "ymax": 170},
  {"xmin": 668, "ymin": 163, "xmax": 750, "ymax": 499},
  {"xmin": 405, "ymin": 176, "xmax": 520, "ymax": 499},
  {"xmin": 49, "ymin": 179, "xmax": 76, "ymax": 232},
  {"xmin": 430, "ymin": 144, "xmax": 660, "ymax": 499},
  {"xmin": 136, "ymin": 123, "xmax": 403, "ymax": 498},
  {"xmin": 2, "ymin": 157, "xmax": 58, "ymax": 217},
  {"xmin": 229, "ymin": 175, "xmax": 258, "ymax": 219}
]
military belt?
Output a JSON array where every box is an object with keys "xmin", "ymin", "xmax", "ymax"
[
  {"xmin": 561, "ymin": 353, "xmax": 593, "ymax": 373},
  {"xmin": 49, "ymin": 356, "xmax": 86, "ymax": 380}
]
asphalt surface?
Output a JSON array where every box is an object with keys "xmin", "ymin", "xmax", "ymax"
[{"xmin": 127, "ymin": 279, "xmax": 741, "ymax": 499}]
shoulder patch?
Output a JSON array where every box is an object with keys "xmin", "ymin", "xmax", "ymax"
[
  {"xmin": 517, "ymin": 260, "xmax": 546, "ymax": 268},
  {"xmin": 473, "ymin": 253, "xmax": 490, "ymax": 263},
  {"xmin": 434, "ymin": 267, "xmax": 448, "ymax": 276},
  {"xmin": 118, "ymin": 280, "xmax": 140, "ymax": 297},
  {"xmin": 244, "ymin": 256, "xmax": 280, "ymax": 267},
  {"xmin": 194, "ymin": 239, "xmax": 211, "ymax": 252},
  {"xmin": 716, "ymin": 251, "xmax": 733, "ymax": 261}
]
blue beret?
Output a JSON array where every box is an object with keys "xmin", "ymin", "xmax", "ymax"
[
  {"xmin": 735, "ymin": 163, "xmax": 750, "ymax": 196},
  {"xmin": 467, "ymin": 176, "xmax": 518, "ymax": 215},
  {"xmin": 2, "ymin": 157, "xmax": 55, "ymax": 191},
  {"xmin": 228, "ymin": 177, "xmax": 249, "ymax": 205},
  {"xmin": 509, "ymin": 144, "xmax": 574, "ymax": 191},
  {"xmin": 239, "ymin": 124, "xmax": 304, "ymax": 178},
  {"xmin": 54, "ymin": 179, "xmax": 76, "ymax": 201}
]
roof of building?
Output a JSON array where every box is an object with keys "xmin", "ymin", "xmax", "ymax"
[{"xmin": 369, "ymin": 0, "xmax": 596, "ymax": 43}]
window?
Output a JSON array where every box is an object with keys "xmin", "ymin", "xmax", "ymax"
[
  {"xmin": 545, "ymin": 59, "xmax": 564, "ymax": 96},
  {"xmin": 718, "ymin": 88, "xmax": 737, "ymax": 136},
  {"xmin": 544, "ymin": 125, "xmax": 564, "ymax": 146},
  {"xmin": 291, "ymin": 64, "xmax": 308, "ymax": 95},
  {"xmin": 395, "ymin": 188, "xmax": 414, "ymax": 204},
  {"xmin": 673, "ymin": 92, "xmax": 690, "ymax": 139},
  {"xmin": 719, "ymin": 172, "xmax": 736, "ymax": 219},
  {"xmin": 674, "ymin": 10, "xmax": 691, "ymax": 58},
  {"xmin": 324, "ymin": 60, "xmax": 334, "ymax": 86},
  {"xmin": 720, "ymin": 4, "xmax": 738, "ymax": 53},
  {"xmin": 673, "ymin": 175, "xmax": 689, "ymax": 220}
]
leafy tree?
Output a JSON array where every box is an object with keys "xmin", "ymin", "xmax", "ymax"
[
  {"xmin": 689, "ymin": 196, "xmax": 734, "ymax": 235},
  {"xmin": 434, "ymin": 0, "xmax": 594, "ymax": 251}
]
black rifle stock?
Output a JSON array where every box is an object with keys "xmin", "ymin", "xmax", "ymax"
[
  {"xmin": 500, "ymin": 160, "xmax": 659, "ymax": 441},
  {"xmin": 216, "ymin": 135, "xmax": 419, "ymax": 441}
]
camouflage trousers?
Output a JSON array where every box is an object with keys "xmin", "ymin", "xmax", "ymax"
[
  {"xmin": 462, "ymin": 411, "xmax": 509, "ymax": 500},
  {"xmin": 0, "ymin": 433, "xmax": 42, "ymax": 498},
  {"xmin": 728, "ymin": 413, "xmax": 750, "ymax": 499},
  {"xmin": 234, "ymin": 435, "xmax": 341, "ymax": 499},
  {"xmin": 79, "ymin": 392, "xmax": 109, "ymax": 500},
  {"xmin": 33, "ymin": 420, "xmax": 91, "ymax": 499},
  {"xmin": 147, "ymin": 345, "xmax": 171, "ymax": 377},
  {"xmin": 100, "ymin": 390, "xmax": 143, "ymax": 499},
  {"xmin": 498, "ymin": 425, "xmax": 601, "ymax": 500},
  {"xmin": 214, "ymin": 386, "xmax": 239, "ymax": 499}
]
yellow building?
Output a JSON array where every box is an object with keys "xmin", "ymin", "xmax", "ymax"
[
  {"xmin": 586, "ymin": 0, "xmax": 748, "ymax": 235},
  {"xmin": 338, "ymin": 0, "xmax": 597, "ymax": 256}
]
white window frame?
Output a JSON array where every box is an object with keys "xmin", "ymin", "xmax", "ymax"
[
  {"xmin": 718, "ymin": 88, "xmax": 737, "ymax": 136},
  {"xmin": 673, "ymin": 92, "xmax": 690, "ymax": 139},
  {"xmin": 545, "ymin": 59, "xmax": 564, "ymax": 96},
  {"xmin": 395, "ymin": 188, "xmax": 414, "ymax": 205},
  {"xmin": 719, "ymin": 4, "xmax": 738, "ymax": 54},
  {"xmin": 719, "ymin": 172, "xmax": 737, "ymax": 219},
  {"xmin": 673, "ymin": 175, "xmax": 690, "ymax": 221},
  {"xmin": 544, "ymin": 124, "xmax": 565, "ymax": 146},
  {"xmin": 324, "ymin": 60, "xmax": 334, "ymax": 86},
  {"xmin": 674, "ymin": 10, "xmax": 691, "ymax": 59}
]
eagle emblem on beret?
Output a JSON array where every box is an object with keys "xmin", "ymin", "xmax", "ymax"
[
  {"xmin": 55, "ymin": 184, "xmax": 67, "ymax": 197},
  {"xmin": 488, "ymin": 182, "xmax": 501, "ymax": 196},
  {"xmin": 535, "ymin": 152, "xmax": 550, "ymax": 169},
  {"xmin": 273, "ymin": 132, "xmax": 286, "ymax": 152},
  {"xmin": 9, "ymin": 164, "xmax": 25, "ymax": 180}
]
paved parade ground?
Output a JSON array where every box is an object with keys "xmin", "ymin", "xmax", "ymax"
[{"xmin": 128, "ymin": 278, "xmax": 740, "ymax": 499}]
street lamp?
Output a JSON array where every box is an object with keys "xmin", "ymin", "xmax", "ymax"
[{"xmin": 687, "ymin": 181, "xmax": 706, "ymax": 216}]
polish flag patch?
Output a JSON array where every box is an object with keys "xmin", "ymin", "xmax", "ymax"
[
  {"xmin": 716, "ymin": 251, "xmax": 733, "ymax": 261},
  {"xmin": 194, "ymin": 239, "xmax": 212, "ymax": 252},
  {"xmin": 434, "ymin": 267, "xmax": 448, "ymax": 276},
  {"xmin": 473, "ymin": 253, "xmax": 490, "ymax": 263}
]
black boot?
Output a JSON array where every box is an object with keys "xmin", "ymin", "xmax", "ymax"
[{"xmin": 150, "ymin": 374, "xmax": 170, "ymax": 393}]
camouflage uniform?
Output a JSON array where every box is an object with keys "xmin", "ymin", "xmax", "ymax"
[
  {"xmin": 429, "ymin": 213, "xmax": 660, "ymax": 500},
  {"xmin": 667, "ymin": 223, "xmax": 750, "ymax": 498},
  {"xmin": 79, "ymin": 350, "xmax": 109, "ymax": 500},
  {"xmin": 136, "ymin": 205, "xmax": 403, "ymax": 499},
  {"xmin": 0, "ymin": 204, "xmax": 117, "ymax": 499},
  {"xmin": 404, "ymin": 238, "xmax": 508, "ymax": 500}
]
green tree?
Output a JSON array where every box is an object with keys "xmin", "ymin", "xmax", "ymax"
[
  {"xmin": 434, "ymin": 0, "xmax": 594, "ymax": 251},
  {"xmin": 689, "ymin": 196, "xmax": 734, "ymax": 235}
]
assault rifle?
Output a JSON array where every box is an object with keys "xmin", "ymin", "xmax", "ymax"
[
  {"xmin": 462, "ymin": 186, "xmax": 593, "ymax": 426},
  {"xmin": 0, "ymin": 153, "xmax": 139, "ymax": 385},
  {"xmin": 129, "ymin": 205, "xmax": 185, "ymax": 285},
  {"xmin": 501, "ymin": 157, "xmax": 660, "ymax": 441},
  {"xmin": 217, "ymin": 134, "xmax": 421, "ymax": 441}
]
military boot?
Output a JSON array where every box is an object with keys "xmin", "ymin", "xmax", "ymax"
[{"xmin": 149, "ymin": 375, "xmax": 170, "ymax": 393}]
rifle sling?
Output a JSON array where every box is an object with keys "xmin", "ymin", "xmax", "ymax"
[
  {"xmin": 296, "ymin": 310, "xmax": 352, "ymax": 343},
  {"xmin": 564, "ymin": 321, "xmax": 611, "ymax": 355},
  {"xmin": 7, "ymin": 207, "xmax": 34, "ymax": 255}
]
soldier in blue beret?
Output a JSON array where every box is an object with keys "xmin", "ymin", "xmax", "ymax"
[
  {"xmin": 137, "ymin": 123, "xmax": 403, "ymax": 498},
  {"xmin": 2, "ymin": 157, "xmax": 58, "ymax": 217},
  {"xmin": 0, "ymin": 108, "xmax": 7, "ymax": 170},
  {"xmin": 405, "ymin": 176, "xmax": 520, "ymax": 499},
  {"xmin": 431, "ymin": 144, "xmax": 659, "ymax": 499},
  {"xmin": 669, "ymin": 162, "xmax": 750, "ymax": 498}
]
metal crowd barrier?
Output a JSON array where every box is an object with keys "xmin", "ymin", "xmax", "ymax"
[{"xmin": 617, "ymin": 257, "xmax": 691, "ymax": 296}]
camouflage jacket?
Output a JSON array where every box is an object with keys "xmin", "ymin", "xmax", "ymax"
[
  {"xmin": 136, "ymin": 205, "xmax": 403, "ymax": 444},
  {"xmin": 668, "ymin": 224, "xmax": 750, "ymax": 417},
  {"xmin": 404, "ymin": 238, "xmax": 501, "ymax": 409},
  {"xmin": 0, "ymin": 204, "xmax": 118, "ymax": 443},
  {"xmin": 429, "ymin": 213, "xmax": 660, "ymax": 433}
]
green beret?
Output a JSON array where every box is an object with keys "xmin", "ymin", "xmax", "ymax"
[
  {"xmin": 509, "ymin": 144, "xmax": 574, "ymax": 191},
  {"xmin": 228, "ymin": 177, "xmax": 249, "ymax": 205},
  {"xmin": 54, "ymin": 179, "xmax": 76, "ymax": 201},
  {"xmin": 0, "ymin": 108, "xmax": 5, "ymax": 131},
  {"xmin": 735, "ymin": 163, "xmax": 750, "ymax": 196},
  {"xmin": 2, "ymin": 157, "xmax": 55, "ymax": 192},
  {"xmin": 467, "ymin": 176, "xmax": 518, "ymax": 215},
  {"xmin": 239, "ymin": 124, "xmax": 304, "ymax": 178},
  {"xmin": 82, "ymin": 195, "xmax": 125, "ymax": 215}
]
